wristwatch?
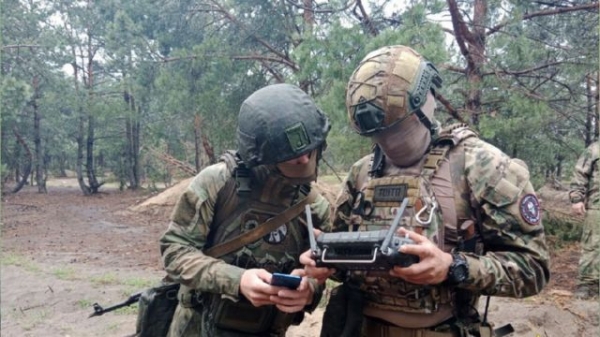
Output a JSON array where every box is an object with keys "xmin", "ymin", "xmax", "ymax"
[
  {"xmin": 570, "ymin": 196, "xmax": 584, "ymax": 204},
  {"xmin": 445, "ymin": 253, "xmax": 469, "ymax": 286}
]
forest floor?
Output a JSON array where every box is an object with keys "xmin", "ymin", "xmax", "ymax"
[{"xmin": 1, "ymin": 179, "xmax": 599, "ymax": 337}]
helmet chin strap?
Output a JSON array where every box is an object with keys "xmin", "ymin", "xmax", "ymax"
[
  {"xmin": 414, "ymin": 108, "xmax": 437, "ymax": 133},
  {"xmin": 413, "ymin": 91, "xmax": 440, "ymax": 141}
]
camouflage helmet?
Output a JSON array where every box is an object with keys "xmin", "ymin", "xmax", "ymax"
[
  {"xmin": 236, "ymin": 83, "xmax": 331, "ymax": 168},
  {"xmin": 346, "ymin": 45, "xmax": 442, "ymax": 135}
]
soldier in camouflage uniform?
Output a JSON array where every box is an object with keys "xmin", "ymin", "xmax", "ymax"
[
  {"xmin": 301, "ymin": 45, "xmax": 550, "ymax": 337},
  {"xmin": 569, "ymin": 140, "xmax": 599, "ymax": 299},
  {"xmin": 160, "ymin": 83, "xmax": 331, "ymax": 337}
]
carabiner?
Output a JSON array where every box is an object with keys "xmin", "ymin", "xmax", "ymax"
[{"xmin": 415, "ymin": 198, "xmax": 438, "ymax": 225}]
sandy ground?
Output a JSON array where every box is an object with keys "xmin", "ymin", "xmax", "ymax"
[{"xmin": 1, "ymin": 181, "xmax": 598, "ymax": 337}]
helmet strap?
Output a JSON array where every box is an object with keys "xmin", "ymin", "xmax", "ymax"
[
  {"xmin": 414, "ymin": 108, "xmax": 435, "ymax": 132},
  {"xmin": 369, "ymin": 144, "xmax": 385, "ymax": 178}
]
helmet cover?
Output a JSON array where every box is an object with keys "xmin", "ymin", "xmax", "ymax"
[
  {"xmin": 346, "ymin": 45, "xmax": 442, "ymax": 135},
  {"xmin": 237, "ymin": 83, "xmax": 331, "ymax": 167}
]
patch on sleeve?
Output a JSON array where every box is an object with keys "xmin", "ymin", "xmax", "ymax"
[{"xmin": 519, "ymin": 194, "xmax": 541, "ymax": 225}]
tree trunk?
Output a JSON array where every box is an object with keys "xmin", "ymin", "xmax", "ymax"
[
  {"xmin": 72, "ymin": 52, "xmax": 91, "ymax": 195},
  {"xmin": 132, "ymin": 117, "xmax": 140, "ymax": 187},
  {"xmin": 10, "ymin": 128, "xmax": 32, "ymax": 194},
  {"xmin": 596, "ymin": 72, "xmax": 599, "ymax": 140},
  {"xmin": 58, "ymin": 151, "xmax": 68, "ymax": 177},
  {"xmin": 84, "ymin": 19, "xmax": 101, "ymax": 194},
  {"xmin": 32, "ymin": 76, "xmax": 47, "ymax": 193},
  {"xmin": 123, "ymin": 89, "xmax": 141, "ymax": 189},
  {"xmin": 298, "ymin": 0, "xmax": 315, "ymax": 92},
  {"xmin": 86, "ymin": 114, "xmax": 101, "ymax": 193},
  {"xmin": 194, "ymin": 114, "xmax": 203, "ymax": 172},
  {"xmin": 447, "ymin": 0, "xmax": 487, "ymax": 125},
  {"xmin": 76, "ymin": 113, "xmax": 91, "ymax": 195},
  {"xmin": 585, "ymin": 72, "xmax": 600, "ymax": 145},
  {"xmin": 125, "ymin": 117, "xmax": 134, "ymax": 187}
]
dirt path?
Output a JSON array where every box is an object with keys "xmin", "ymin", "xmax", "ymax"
[{"xmin": 1, "ymin": 183, "xmax": 598, "ymax": 337}]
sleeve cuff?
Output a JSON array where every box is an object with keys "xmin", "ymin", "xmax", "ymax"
[
  {"xmin": 570, "ymin": 196, "xmax": 584, "ymax": 204},
  {"xmin": 304, "ymin": 278, "xmax": 323, "ymax": 313},
  {"xmin": 461, "ymin": 254, "xmax": 483, "ymax": 288},
  {"xmin": 219, "ymin": 265, "xmax": 246, "ymax": 300}
]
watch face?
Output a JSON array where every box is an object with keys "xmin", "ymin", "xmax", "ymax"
[
  {"xmin": 449, "ymin": 255, "xmax": 468, "ymax": 284},
  {"xmin": 453, "ymin": 264, "xmax": 468, "ymax": 282}
]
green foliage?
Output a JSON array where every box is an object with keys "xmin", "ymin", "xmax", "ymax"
[
  {"xmin": 543, "ymin": 215, "xmax": 583, "ymax": 247},
  {"xmin": 1, "ymin": 77, "xmax": 32, "ymax": 118},
  {"xmin": 1, "ymin": 0, "xmax": 597, "ymax": 190}
]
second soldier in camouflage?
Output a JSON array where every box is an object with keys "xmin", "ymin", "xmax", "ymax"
[
  {"xmin": 569, "ymin": 140, "xmax": 599, "ymax": 299},
  {"xmin": 302, "ymin": 45, "xmax": 550, "ymax": 337},
  {"xmin": 161, "ymin": 83, "xmax": 332, "ymax": 337}
]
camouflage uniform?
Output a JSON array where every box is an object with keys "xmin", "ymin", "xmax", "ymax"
[
  {"xmin": 325, "ymin": 45, "xmax": 550, "ymax": 337},
  {"xmin": 569, "ymin": 141, "xmax": 599, "ymax": 290},
  {"xmin": 160, "ymin": 84, "xmax": 331, "ymax": 337},
  {"xmin": 331, "ymin": 129, "xmax": 550, "ymax": 335}
]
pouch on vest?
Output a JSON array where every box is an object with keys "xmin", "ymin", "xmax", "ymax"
[
  {"xmin": 214, "ymin": 298, "xmax": 276, "ymax": 334},
  {"xmin": 321, "ymin": 283, "xmax": 364, "ymax": 337},
  {"xmin": 135, "ymin": 282, "xmax": 180, "ymax": 337}
]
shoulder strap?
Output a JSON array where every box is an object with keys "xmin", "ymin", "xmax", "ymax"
[
  {"xmin": 423, "ymin": 123, "xmax": 479, "ymax": 181},
  {"xmin": 204, "ymin": 189, "xmax": 319, "ymax": 258}
]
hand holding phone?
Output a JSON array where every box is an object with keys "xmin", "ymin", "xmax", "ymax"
[{"xmin": 270, "ymin": 273, "xmax": 302, "ymax": 290}]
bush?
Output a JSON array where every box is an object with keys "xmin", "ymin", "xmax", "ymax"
[{"xmin": 542, "ymin": 210, "xmax": 583, "ymax": 247}]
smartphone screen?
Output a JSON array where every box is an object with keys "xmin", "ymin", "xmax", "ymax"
[{"xmin": 271, "ymin": 273, "xmax": 302, "ymax": 289}]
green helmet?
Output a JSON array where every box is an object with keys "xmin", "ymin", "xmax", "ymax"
[
  {"xmin": 346, "ymin": 45, "xmax": 442, "ymax": 136},
  {"xmin": 237, "ymin": 83, "xmax": 331, "ymax": 168}
]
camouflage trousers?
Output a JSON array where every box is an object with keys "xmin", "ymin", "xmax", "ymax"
[
  {"xmin": 577, "ymin": 209, "xmax": 600, "ymax": 286},
  {"xmin": 167, "ymin": 304, "xmax": 202, "ymax": 337}
]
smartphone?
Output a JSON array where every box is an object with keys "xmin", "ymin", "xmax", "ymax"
[{"xmin": 270, "ymin": 273, "xmax": 302, "ymax": 290}]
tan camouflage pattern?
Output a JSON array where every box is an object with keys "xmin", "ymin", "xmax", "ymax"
[
  {"xmin": 351, "ymin": 173, "xmax": 450, "ymax": 315},
  {"xmin": 346, "ymin": 46, "xmax": 425, "ymax": 133},
  {"xmin": 577, "ymin": 209, "xmax": 600, "ymax": 286},
  {"xmin": 569, "ymin": 141, "xmax": 599, "ymax": 286},
  {"xmin": 160, "ymin": 162, "xmax": 330, "ymax": 337},
  {"xmin": 569, "ymin": 141, "xmax": 599, "ymax": 209},
  {"xmin": 459, "ymin": 137, "xmax": 548, "ymax": 297},
  {"xmin": 331, "ymin": 128, "xmax": 550, "ymax": 327}
]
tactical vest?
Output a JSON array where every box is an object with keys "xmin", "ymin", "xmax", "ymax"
[
  {"xmin": 180, "ymin": 151, "xmax": 313, "ymax": 335},
  {"xmin": 207, "ymin": 151, "xmax": 312, "ymax": 272},
  {"xmin": 348, "ymin": 124, "xmax": 482, "ymax": 327}
]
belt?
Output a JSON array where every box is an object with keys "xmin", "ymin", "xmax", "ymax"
[
  {"xmin": 178, "ymin": 288, "xmax": 204, "ymax": 309},
  {"xmin": 363, "ymin": 317, "xmax": 458, "ymax": 337}
]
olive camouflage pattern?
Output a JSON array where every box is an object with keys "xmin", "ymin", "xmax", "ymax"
[
  {"xmin": 569, "ymin": 141, "xmax": 599, "ymax": 287},
  {"xmin": 569, "ymin": 141, "xmax": 599, "ymax": 209},
  {"xmin": 159, "ymin": 83, "xmax": 331, "ymax": 336},
  {"xmin": 160, "ymin": 163, "xmax": 330, "ymax": 337},
  {"xmin": 332, "ymin": 128, "xmax": 549, "ymax": 304}
]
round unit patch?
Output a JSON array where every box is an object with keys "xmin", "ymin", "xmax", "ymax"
[
  {"xmin": 263, "ymin": 224, "xmax": 288, "ymax": 244},
  {"xmin": 519, "ymin": 194, "xmax": 541, "ymax": 225}
]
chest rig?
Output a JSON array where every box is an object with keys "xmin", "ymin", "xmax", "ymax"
[
  {"xmin": 177, "ymin": 152, "xmax": 317, "ymax": 336},
  {"xmin": 349, "ymin": 124, "xmax": 479, "ymax": 317},
  {"xmin": 207, "ymin": 151, "xmax": 313, "ymax": 274}
]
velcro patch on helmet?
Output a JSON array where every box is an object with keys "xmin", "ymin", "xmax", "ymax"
[
  {"xmin": 285, "ymin": 122, "xmax": 310, "ymax": 153},
  {"xmin": 392, "ymin": 53, "xmax": 420, "ymax": 83}
]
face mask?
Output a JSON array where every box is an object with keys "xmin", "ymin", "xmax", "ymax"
[
  {"xmin": 276, "ymin": 149, "xmax": 318, "ymax": 184},
  {"xmin": 374, "ymin": 116, "xmax": 430, "ymax": 167},
  {"xmin": 373, "ymin": 92, "xmax": 437, "ymax": 167}
]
